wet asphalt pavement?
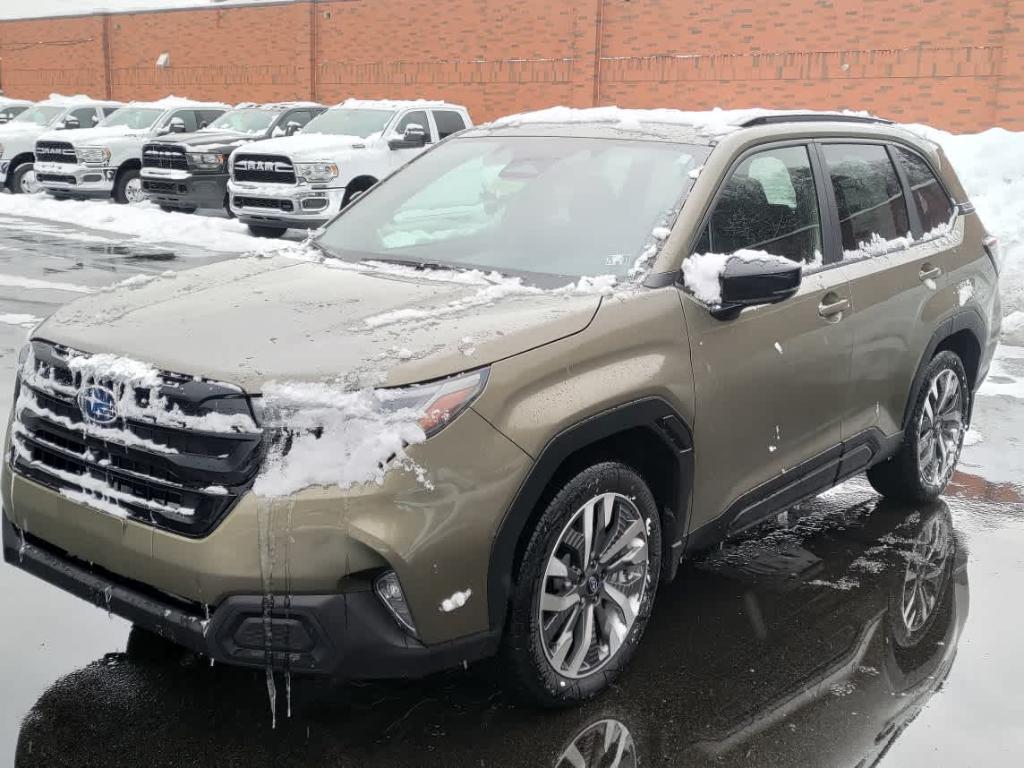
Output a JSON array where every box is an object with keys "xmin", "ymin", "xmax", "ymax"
[{"xmin": 0, "ymin": 207, "xmax": 1022, "ymax": 768}]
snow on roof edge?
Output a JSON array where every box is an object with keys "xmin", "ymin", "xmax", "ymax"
[{"xmin": 333, "ymin": 98, "xmax": 461, "ymax": 110}]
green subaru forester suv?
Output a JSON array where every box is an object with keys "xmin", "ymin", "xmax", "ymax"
[{"xmin": 2, "ymin": 109, "xmax": 1001, "ymax": 706}]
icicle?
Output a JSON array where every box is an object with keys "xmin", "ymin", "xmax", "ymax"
[
  {"xmin": 266, "ymin": 668, "xmax": 278, "ymax": 730},
  {"xmin": 286, "ymin": 671, "xmax": 292, "ymax": 719}
]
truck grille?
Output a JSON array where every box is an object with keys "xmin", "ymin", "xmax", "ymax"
[
  {"xmin": 142, "ymin": 143, "xmax": 189, "ymax": 171},
  {"xmin": 232, "ymin": 154, "xmax": 296, "ymax": 184},
  {"xmin": 36, "ymin": 174, "xmax": 77, "ymax": 185},
  {"xmin": 11, "ymin": 340, "xmax": 265, "ymax": 538},
  {"xmin": 35, "ymin": 141, "xmax": 78, "ymax": 165},
  {"xmin": 234, "ymin": 196, "xmax": 294, "ymax": 212}
]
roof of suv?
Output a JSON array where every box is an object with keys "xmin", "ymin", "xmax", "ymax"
[
  {"xmin": 123, "ymin": 97, "xmax": 230, "ymax": 110},
  {"xmin": 35, "ymin": 95, "xmax": 122, "ymax": 108},
  {"xmin": 232, "ymin": 101, "xmax": 325, "ymax": 111},
  {"xmin": 332, "ymin": 98, "xmax": 467, "ymax": 110}
]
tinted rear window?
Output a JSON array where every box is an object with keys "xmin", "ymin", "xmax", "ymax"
[{"xmin": 895, "ymin": 146, "xmax": 954, "ymax": 233}]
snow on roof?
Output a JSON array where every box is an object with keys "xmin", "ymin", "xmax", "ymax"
[
  {"xmin": 125, "ymin": 95, "xmax": 230, "ymax": 110},
  {"xmin": 39, "ymin": 93, "xmax": 121, "ymax": 107},
  {"xmin": 489, "ymin": 106, "xmax": 878, "ymax": 135},
  {"xmin": 333, "ymin": 98, "xmax": 460, "ymax": 111},
  {"xmin": 0, "ymin": 0, "xmax": 296, "ymax": 22},
  {"xmin": 232, "ymin": 101, "xmax": 324, "ymax": 111},
  {"xmin": 0, "ymin": 97, "xmax": 32, "ymax": 107}
]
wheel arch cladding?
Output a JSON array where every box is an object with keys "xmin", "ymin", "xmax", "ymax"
[{"xmin": 487, "ymin": 398, "xmax": 693, "ymax": 632}]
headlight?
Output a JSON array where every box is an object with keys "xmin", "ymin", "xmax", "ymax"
[
  {"xmin": 76, "ymin": 146, "xmax": 111, "ymax": 165},
  {"xmin": 378, "ymin": 368, "xmax": 489, "ymax": 437},
  {"xmin": 187, "ymin": 152, "xmax": 225, "ymax": 170},
  {"xmin": 295, "ymin": 161, "xmax": 339, "ymax": 184}
]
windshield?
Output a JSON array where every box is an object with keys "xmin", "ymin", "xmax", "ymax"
[
  {"xmin": 316, "ymin": 136, "xmax": 709, "ymax": 281},
  {"xmin": 12, "ymin": 106, "xmax": 65, "ymax": 126},
  {"xmin": 98, "ymin": 107, "xmax": 163, "ymax": 130},
  {"xmin": 205, "ymin": 108, "xmax": 276, "ymax": 134},
  {"xmin": 303, "ymin": 108, "xmax": 394, "ymax": 138}
]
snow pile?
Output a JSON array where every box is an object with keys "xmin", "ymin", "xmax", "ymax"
[
  {"xmin": 0, "ymin": 195, "xmax": 294, "ymax": 254},
  {"xmin": 905, "ymin": 124, "xmax": 1024, "ymax": 321},
  {"xmin": 681, "ymin": 249, "xmax": 793, "ymax": 305},
  {"xmin": 253, "ymin": 380, "xmax": 427, "ymax": 498}
]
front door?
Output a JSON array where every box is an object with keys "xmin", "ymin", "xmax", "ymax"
[{"xmin": 682, "ymin": 143, "xmax": 853, "ymax": 535}]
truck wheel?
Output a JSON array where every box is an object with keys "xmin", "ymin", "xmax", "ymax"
[
  {"xmin": 342, "ymin": 178, "xmax": 376, "ymax": 207},
  {"xmin": 10, "ymin": 164, "xmax": 40, "ymax": 195},
  {"xmin": 867, "ymin": 351, "xmax": 969, "ymax": 503},
  {"xmin": 501, "ymin": 461, "xmax": 662, "ymax": 707},
  {"xmin": 113, "ymin": 168, "xmax": 145, "ymax": 205},
  {"xmin": 247, "ymin": 224, "xmax": 287, "ymax": 239}
]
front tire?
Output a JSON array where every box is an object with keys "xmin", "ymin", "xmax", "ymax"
[
  {"xmin": 10, "ymin": 163, "xmax": 40, "ymax": 195},
  {"xmin": 867, "ymin": 351, "xmax": 969, "ymax": 503},
  {"xmin": 113, "ymin": 168, "xmax": 145, "ymax": 205},
  {"xmin": 247, "ymin": 224, "xmax": 286, "ymax": 239},
  {"xmin": 501, "ymin": 462, "xmax": 662, "ymax": 707}
]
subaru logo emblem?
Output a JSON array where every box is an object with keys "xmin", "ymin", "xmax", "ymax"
[{"xmin": 77, "ymin": 385, "xmax": 119, "ymax": 425}]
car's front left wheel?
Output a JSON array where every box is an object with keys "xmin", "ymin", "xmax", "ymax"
[{"xmin": 502, "ymin": 461, "xmax": 662, "ymax": 707}]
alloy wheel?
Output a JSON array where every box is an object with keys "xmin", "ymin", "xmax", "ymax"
[
  {"xmin": 125, "ymin": 177, "xmax": 146, "ymax": 204},
  {"xmin": 899, "ymin": 515, "xmax": 950, "ymax": 635},
  {"xmin": 19, "ymin": 169, "xmax": 40, "ymax": 195},
  {"xmin": 555, "ymin": 718, "xmax": 637, "ymax": 768},
  {"xmin": 539, "ymin": 492, "xmax": 650, "ymax": 679},
  {"xmin": 916, "ymin": 368, "xmax": 964, "ymax": 488}
]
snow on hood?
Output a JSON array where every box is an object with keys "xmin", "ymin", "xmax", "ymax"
[
  {"xmin": 34, "ymin": 253, "xmax": 606, "ymax": 393},
  {"xmin": 39, "ymin": 124, "xmax": 149, "ymax": 145},
  {"xmin": 233, "ymin": 131, "xmax": 374, "ymax": 160}
]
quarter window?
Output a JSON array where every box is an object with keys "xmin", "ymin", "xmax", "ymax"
[
  {"xmin": 695, "ymin": 145, "xmax": 823, "ymax": 265},
  {"xmin": 894, "ymin": 146, "xmax": 954, "ymax": 233},
  {"xmin": 432, "ymin": 110, "xmax": 467, "ymax": 140},
  {"xmin": 821, "ymin": 144, "xmax": 910, "ymax": 256}
]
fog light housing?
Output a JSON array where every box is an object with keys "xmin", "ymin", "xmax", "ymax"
[
  {"xmin": 374, "ymin": 570, "xmax": 418, "ymax": 637},
  {"xmin": 301, "ymin": 197, "xmax": 327, "ymax": 211}
]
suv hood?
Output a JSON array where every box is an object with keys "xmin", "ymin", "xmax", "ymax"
[
  {"xmin": 153, "ymin": 129, "xmax": 263, "ymax": 152},
  {"xmin": 235, "ymin": 132, "xmax": 371, "ymax": 161},
  {"xmin": 34, "ymin": 255, "xmax": 602, "ymax": 393}
]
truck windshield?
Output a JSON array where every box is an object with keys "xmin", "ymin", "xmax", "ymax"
[
  {"xmin": 98, "ymin": 108, "xmax": 163, "ymax": 130},
  {"xmin": 316, "ymin": 135, "xmax": 709, "ymax": 281},
  {"xmin": 205, "ymin": 108, "xmax": 276, "ymax": 134},
  {"xmin": 303, "ymin": 108, "xmax": 394, "ymax": 138},
  {"xmin": 12, "ymin": 106, "xmax": 65, "ymax": 126}
]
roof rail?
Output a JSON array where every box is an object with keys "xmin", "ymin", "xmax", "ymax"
[{"xmin": 739, "ymin": 113, "xmax": 894, "ymax": 127}]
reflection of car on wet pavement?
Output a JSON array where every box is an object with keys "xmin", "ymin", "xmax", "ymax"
[
  {"xmin": 0, "ymin": 110, "xmax": 1002, "ymax": 708},
  {"xmin": 11, "ymin": 489, "xmax": 967, "ymax": 768}
]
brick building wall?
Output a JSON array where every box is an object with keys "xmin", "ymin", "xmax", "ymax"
[{"xmin": 0, "ymin": 0, "xmax": 1022, "ymax": 131}]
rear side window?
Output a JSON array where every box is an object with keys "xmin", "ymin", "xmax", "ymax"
[
  {"xmin": 894, "ymin": 146, "xmax": 954, "ymax": 233},
  {"xmin": 821, "ymin": 144, "xmax": 910, "ymax": 256},
  {"xmin": 433, "ymin": 110, "xmax": 467, "ymax": 140},
  {"xmin": 694, "ymin": 145, "xmax": 823, "ymax": 265},
  {"xmin": 102, "ymin": 106, "xmax": 120, "ymax": 117}
]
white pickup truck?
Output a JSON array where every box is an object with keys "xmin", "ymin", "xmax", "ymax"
[
  {"xmin": 1, "ymin": 96, "xmax": 121, "ymax": 194},
  {"xmin": 35, "ymin": 97, "xmax": 228, "ymax": 204},
  {"xmin": 0, "ymin": 97, "xmax": 32, "ymax": 125},
  {"xmin": 227, "ymin": 99, "xmax": 472, "ymax": 237}
]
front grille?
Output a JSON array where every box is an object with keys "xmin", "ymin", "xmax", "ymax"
[
  {"xmin": 36, "ymin": 173, "xmax": 77, "ymax": 185},
  {"xmin": 234, "ymin": 196, "xmax": 293, "ymax": 212},
  {"xmin": 142, "ymin": 143, "xmax": 188, "ymax": 171},
  {"xmin": 142, "ymin": 179, "xmax": 182, "ymax": 194},
  {"xmin": 232, "ymin": 154, "xmax": 296, "ymax": 184},
  {"xmin": 35, "ymin": 141, "xmax": 77, "ymax": 164},
  {"xmin": 11, "ymin": 340, "xmax": 264, "ymax": 538}
]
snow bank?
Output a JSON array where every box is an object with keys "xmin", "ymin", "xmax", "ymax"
[
  {"xmin": 905, "ymin": 125, "xmax": 1024, "ymax": 321},
  {"xmin": 0, "ymin": 195, "xmax": 292, "ymax": 255}
]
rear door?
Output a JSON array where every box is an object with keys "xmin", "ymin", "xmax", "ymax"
[
  {"xmin": 818, "ymin": 141, "xmax": 963, "ymax": 441},
  {"xmin": 682, "ymin": 142, "xmax": 854, "ymax": 535}
]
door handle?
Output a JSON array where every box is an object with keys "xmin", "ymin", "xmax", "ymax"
[
  {"xmin": 818, "ymin": 294, "xmax": 850, "ymax": 319},
  {"xmin": 919, "ymin": 263, "xmax": 942, "ymax": 281}
]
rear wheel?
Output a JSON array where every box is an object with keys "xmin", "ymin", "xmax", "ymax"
[
  {"xmin": 501, "ymin": 462, "xmax": 662, "ymax": 707},
  {"xmin": 867, "ymin": 351, "xmax": 969, "ymax": 503},
  {"xmin": 113, "ymin": 168, "xmax": 145, "ymax": 205},
  {"xmin": 247, "ymin": 224, "xmax": 287, "ymax": 239},
  {"xmin": 10, "ymin": 163, "xmax": 40, "ymax": 195}
]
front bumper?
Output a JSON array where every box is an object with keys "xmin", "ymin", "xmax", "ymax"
[
  {"xmin": 35, "ymin": 160, "xmax": 114, "ymax": 198},
  {"xmin": 2, "ymin": 512, "xmax": 498, "ymax": 677},
  {"xmin": 141, "ymin": 167, "xmax": 227, "ymax": 211},
  {"xmin": 227, "ymin": 179, "xmax": 346, "ymax": 230}
]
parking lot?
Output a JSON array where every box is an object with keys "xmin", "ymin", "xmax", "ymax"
[{"xmin": 0, "ymin": 205, "xmax": 1020, "ymax": 767}]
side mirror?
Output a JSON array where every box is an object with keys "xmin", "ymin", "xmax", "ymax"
[
  {"xmin": 389, "ymin": 123, "xmax": 428, "ymax": 149},
  {"xmin": 285, "ymin": 121, "xmax": 302, "ymax": 137},
  {"xmin": 167, "ymin": 117, "xmax": 187, "ymax": 134},
  {"xmin": 0, "ymin": 115, "xmax": 10, "ymax": 125},
  {"xmin": 710, "ymin": 254, "xmax": 802, "ymax": 320},
  {"xmin": 61, "ymin": 116, "xmax": 81, "ymax": 130}
]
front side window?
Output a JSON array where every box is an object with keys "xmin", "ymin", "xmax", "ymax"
[
  {"xmin": 395, "ymin": 110, "xmax": 432, "ymax": 141},
  {"xmin": 163, "ymin": 110, "xmax": 198, "ymax": 133},
  {"xmin": 822, "ymin": 143, "xmax": 910, "ymax": 256},
  {"xmin": 68, "ymin": 107, "xmax": 99, "ymax": 128},
  {"xmin": 303, "ymin": 108, "xmax": 395, "ymax": 138},
  {"xmin": 12, "ymin": 105, "xmax": 65, "ymax": 126},
  {"xmin": 207, "ymin": 108, "xmax": 277, "ymax": 134},
  {"xmin": 894, "ymin": 146, "xmax": 954, "ymax": 233},
  {"xmin": 98, "ymin": 108, "xmax": 163, "ymax": 130},
  {"xmin": 316, "ymin": 136, "xmax": 708, "ymax": 283},
  {"xmin": 694, "ymin": 145, "xmax": 822, "ymax": 264}
]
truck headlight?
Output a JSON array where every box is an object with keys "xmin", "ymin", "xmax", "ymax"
[
  {"xmin": 187, "ymin": 152, "xmax": 225, "ymax": 170},
  {"xmin": 295, "ymin": 162, "xmax": 339, "ymax": 184},
  {"xmin": 76, "ymin": 146, "xmax": 111, "ymax": 165}
]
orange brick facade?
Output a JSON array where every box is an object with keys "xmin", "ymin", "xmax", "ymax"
[{"xmin": 1, "ymin": 0, "xmax": 1022, "ymax": 132}]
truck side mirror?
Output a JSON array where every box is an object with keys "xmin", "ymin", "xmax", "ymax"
[
  {"xmin": 389, "ymin": 123, "xmax": 428, "ymax": 149},
  {"xmin": 285, "ymin": 121, "xmax": 302, "ymax": 137},
  {"xmin": 167, "ymin": 117, "xmax": 187, "ymax": 134},
  {"xmin": 61, "ymin": 116, "xmax": 81, "ymax": 130}
]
